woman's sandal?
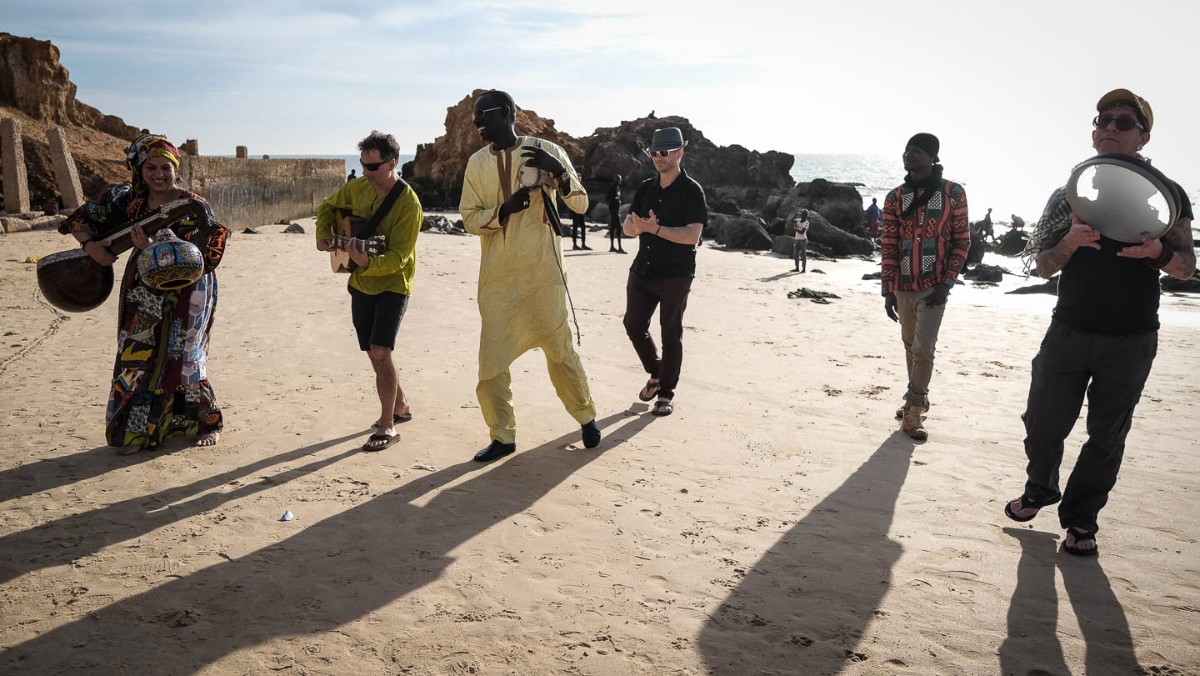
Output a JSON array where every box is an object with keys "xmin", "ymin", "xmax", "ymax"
[
  {"xmin": 638, "ymin": 379, "xmax": 660, "ymax": 402},
  {"xmin": 1063, "ymin": 527, "xmax": 1099, "ymax": 557},
  {"xmin": 1004, "ymin": 495, "xmax": 1042, "ymax": 523}
]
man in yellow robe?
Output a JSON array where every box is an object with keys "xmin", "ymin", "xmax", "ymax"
[{"xmin": 459, "ymin": 90, "xmax": 600, "ymax": 462}]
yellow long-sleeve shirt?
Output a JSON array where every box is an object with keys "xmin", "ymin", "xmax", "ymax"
[{"xmin": 315, "ymin": 177, "xmax": 422, "ymax": 296}]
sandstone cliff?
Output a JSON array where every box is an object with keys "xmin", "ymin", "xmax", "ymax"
[
  {"xmin": 404, "ymin": 89, "xmax": 584, "ymax": 208},
  {"xmin": 0, "ymin": 32, "xmax": 142, "ymax": 209}
]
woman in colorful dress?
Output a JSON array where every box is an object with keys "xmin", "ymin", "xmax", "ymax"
[{"xmin": 59, "ymin": 134, "xmax": 228, "ymax": 454}]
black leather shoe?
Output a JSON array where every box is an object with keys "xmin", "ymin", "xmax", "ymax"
[
  {"xmin": 581, "ymin": 420, "xmax": 601, "ymax": 449},
  {"xmin": 474, "ymin": 440, "xmax": 516, "ymax": 462}
]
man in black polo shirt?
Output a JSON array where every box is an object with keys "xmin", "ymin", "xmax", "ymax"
[
  {"xmin": 622, "ymin": 127, "xmax": 707, "ymax": 417},
  {"xmin": 1004, "ymin": 89, "xmax": 1196, "ymax": 556}
]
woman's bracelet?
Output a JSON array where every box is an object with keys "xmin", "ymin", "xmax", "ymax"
[
  {"xmin": 655, "ymin": 224, "xmax": 662, "ymax": 236},
  {"xmin": 80, "ymin": 239, "xmax": 91, "ymax": 250}
]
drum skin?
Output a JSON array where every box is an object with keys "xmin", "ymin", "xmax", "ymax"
[{"xmin": 36, "ymin": 249, "xmax": 115, "ymax": 313}]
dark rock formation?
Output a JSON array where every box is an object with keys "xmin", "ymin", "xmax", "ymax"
[
  {"xmin": 719, "ymin": 217, "xmax": 772, "ymax": 250},
  {"xmin": 1161, "ymin": 272, "xmax": 1200, "ymax": 293},
  {"xmin": 404, "ymin": 92, "xmax": 794, "ymax": 216},
  {"xmin": 1009, "ymin": 277, "xmax": 1058, "ymax": 295},
  {"xmin": 995, "ymin": 228, "xmax": 1028, "ymax": 257},
  {"xmin": 765, "ymin": 179, "xmax": 866, "ymax": 235},
  {"xmin": 962, "ymin": 263, "xmax": 1007, "ymax": 283},
  {"xmin": 580, "ymin": 116, "xmax": 794, "ymax": 213}
]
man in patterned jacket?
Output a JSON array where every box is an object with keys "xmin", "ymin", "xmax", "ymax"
[{"xmin": 880, "ymin": 132, "xmax": 970, "ymax": 440}]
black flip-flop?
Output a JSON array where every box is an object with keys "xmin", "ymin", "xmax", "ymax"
[
  {"xmin": 1004, "ymin": 496, "xmax": 1041, "ymax": 523},
  {"xmin": 638, "ymin": 380, "xmax": 660, "ymax": 402},
  {"xmin": 1062, "ymin": 528, "xmax": 1099, "ymax": 557},
  {"xmin": 362, "ymin": 432, "xmax": 401, "ymax": 452}
]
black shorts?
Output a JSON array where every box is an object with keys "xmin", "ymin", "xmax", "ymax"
[{"xmin": 348, "ymin": 286, "xmax": 409, "ymax": 351}]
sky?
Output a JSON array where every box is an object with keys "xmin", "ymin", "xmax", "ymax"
[{"xmin": 6, "ymin": 0, "xmax": 1199, "ymax": 216}]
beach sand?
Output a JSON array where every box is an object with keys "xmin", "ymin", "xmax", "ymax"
[{"xmin": 1, "ymin": 218, "xmax": 1198, "ymax": 674}]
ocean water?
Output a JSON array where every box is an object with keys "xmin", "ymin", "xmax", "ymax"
[{"xmin": 792, "ymin": 153, "xmax": 1200, "ymax": 235}]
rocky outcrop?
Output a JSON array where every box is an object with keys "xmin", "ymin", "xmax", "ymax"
[
  {"xmin": 1, "ymin": 33, "xmax": 142, "ymax": 209},
  {"xmin": 579, "ymin": 116, "xmax": 794, "ymax": 213},
  {"xmin": 404, "ymin": 89, "xmax": 584, "ymax": 208},
  {"xmin": 404, "ymin": 93, "xmax": 794, "ymax": 216}
]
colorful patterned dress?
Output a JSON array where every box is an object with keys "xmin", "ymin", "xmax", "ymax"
[{"xmin": 60, "ymin": 185, "xmax": 229, "ymax": 449}]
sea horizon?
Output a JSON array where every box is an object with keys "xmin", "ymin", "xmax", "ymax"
[{"xmin": 241, "ymin": 152, "xmax": 1199, "ymax": 233}]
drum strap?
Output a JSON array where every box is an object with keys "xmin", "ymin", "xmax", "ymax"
[{"xmin": 355, "ymin": 178, "xmax": 409, "ymax": 238}]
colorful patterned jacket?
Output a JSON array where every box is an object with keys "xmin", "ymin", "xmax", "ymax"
[{"xmin": 880, "ymin": 178, "xmax": 970, "ymax": 294}]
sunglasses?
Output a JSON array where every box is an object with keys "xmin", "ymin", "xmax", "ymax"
[
  {"xmin": 1093, "ymin": 113, "xmax": 1144, "ymax": 132},
  {"xmin": 644, "ymin": 148, "xmax": 680, "ymax": 158},
  {"xmin": 473, "ymin": 105, "xmax": 505, "ymax": 118},
  {"xmin": 361, "ymin": 158, "xmax": 391, "ymax": 171}
]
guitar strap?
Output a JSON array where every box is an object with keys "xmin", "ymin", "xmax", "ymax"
[{"xmin": 355, "ymin": 177, "xmax": 409, "ymax": 238}]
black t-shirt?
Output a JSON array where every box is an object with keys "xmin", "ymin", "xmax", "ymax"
[
  {"xmin": 629, "ymin": 169, "xmax": 708, "ymax": 280},
  {"xmin": 1054, "ymin": 180, "xmax": 1193, "ymax": 335}
]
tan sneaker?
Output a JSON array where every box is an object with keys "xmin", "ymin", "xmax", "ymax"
[{"xmin": 901, "ymin": 405, "xmax": 928, "ymax": 440}]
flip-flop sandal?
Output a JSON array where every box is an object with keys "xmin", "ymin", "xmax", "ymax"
[
  {"xmin": 651, "ymin": 399, "xmax": 674, "ymax": 416},
  {"xmin": 371, "ymin": 412, "xmax": 413, "ymax": 429},
  {"xmin": 1004, "ymin": 495, "xmax": 1041, "ymax": 523},
  {"xmin": 1063, "ymin": 528, "xmax": 1098, "ymax": 557},
  {"xmin": 638, "ymin": 380, "xmax": 660, "ymax": 402},
  {"xmin": 362, "ymin": 432, "xmax": 401, "ymax": 452}
]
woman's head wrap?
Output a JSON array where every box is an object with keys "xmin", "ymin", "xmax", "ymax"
[{"xmin": 125, "ymin": 133, "xmax": 180, "ymax": 174}]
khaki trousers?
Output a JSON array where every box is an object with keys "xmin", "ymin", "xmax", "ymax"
[{"xmin": 895, "ymin": 287, "xmax": 947, "ymax": 407}]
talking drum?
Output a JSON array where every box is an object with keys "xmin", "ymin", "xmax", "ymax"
[
  {"xmin": 1065, "ymin": 153, "xmax": 1179, "ymax": 243},
  {"xmin": 138, "ymin": 228, "xmax": 204, "ymax": 291}
]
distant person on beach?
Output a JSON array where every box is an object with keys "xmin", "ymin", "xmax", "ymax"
[
  {"xmin": 570, "ymin": 209, "xmax": 590, "ymax": 250},
  {"xmin": 60, "ymin": 133, "xmax": 228, "ymax": 453},
  {"xmin": 622, "ymin": 127, "xmax": 708, "ymax": 417},
  {"xmin": 459, "ymin": 90, "xmax": 601, "ymax": 462},
  {"xmin": 792, "ymin": 209, "xmax": 810, "ymax": 272},
  {"xmin": 1011, "ymin": 214, "xmax": 1025, "ymax": 231},
  {"xmin": 1004, "ymin": 88, "xmax": 1195, "ymax": 556},
  {"xmin": 866, "ymin": 197, "xmax": 881, "ymax": 239},
  {"xmin": 978, "ymin": 207, "xmax": 995, "ymax": 242},
  {"xmin": 347, "ymin": 168, "xmax": 356, "ymax": 182},
  {"xmin": 315, "ymin": 130, "xmax": 422, "ymax": 452},
  {"xmin": 880, "ymin": 132, "xmax": 970, "ymax": 441},
  {"xmin": 607, "ymin": 175, "xmax": 625, "ymax": 253}
]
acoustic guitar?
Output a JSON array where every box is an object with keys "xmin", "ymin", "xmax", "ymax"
[{"xmin": 331, "ymin": 208, "xmax": 387, "ymax": 273}]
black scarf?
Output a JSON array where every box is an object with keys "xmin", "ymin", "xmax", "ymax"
[{"xmin": 901, "ymin": 165, "xmax": 944, "ymax": 218}]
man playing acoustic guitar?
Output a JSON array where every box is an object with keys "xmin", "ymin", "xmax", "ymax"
[{"xmin": 316, "ymin": 130, "xmax": 423, "ymax": 452}]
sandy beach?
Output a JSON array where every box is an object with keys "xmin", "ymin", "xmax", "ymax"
[{"xmin": 1, "ymin": 218, "xmax": 1198, "ymax": 675}]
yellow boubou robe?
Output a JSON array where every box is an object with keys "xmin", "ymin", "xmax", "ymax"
[{"xmin": 459, "ymin": 137, "xmax": 596, "ymax": 444}]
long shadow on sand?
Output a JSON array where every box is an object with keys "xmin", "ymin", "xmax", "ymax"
[
  {"xmin": 0, "ymin": 440, "xmax": 198, "ymax": 505},
  {"xmin": 1, "ymin": 411, "xmax": 653, "ymax": 673},
  {"xmin": 999, "ymin": 527, "xmax": 1140, "ymax": 673},
  {"xmin": 998, "ymin": 528, "xmax": 1069, "ymax": 674},
  {"xmin": 698, "ymin": 434, "xmax": 914, "ymax": 674},
  {"xmin": 0, "ymin": 431, "xmax": 364, "ymax": 585}
]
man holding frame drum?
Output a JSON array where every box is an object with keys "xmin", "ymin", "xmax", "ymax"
[{"xmin": 1005, "ymin": 89, "xmax": 1196, "ymax": 556}]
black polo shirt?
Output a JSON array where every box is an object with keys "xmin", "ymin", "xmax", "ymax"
[{"xmin": 629, "ymin": 168, "xmax": 708, "ymax": 280}]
